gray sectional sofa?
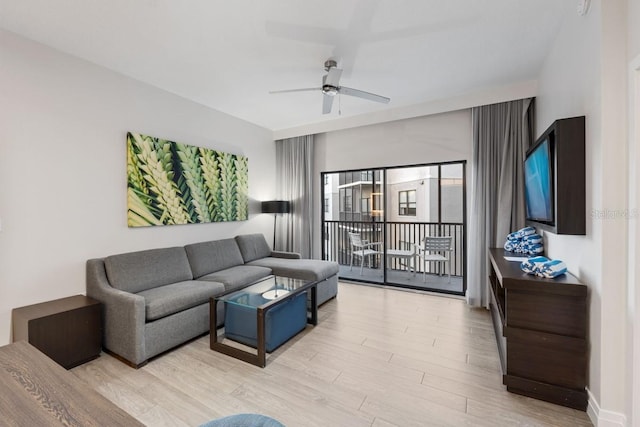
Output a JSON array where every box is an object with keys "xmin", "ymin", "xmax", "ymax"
[{"xmin": 86, "ymin": 234, "xmax": 338, "ymax": 367}]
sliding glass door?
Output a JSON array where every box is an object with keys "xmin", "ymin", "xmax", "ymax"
[
  {"xmin": 322, "ymin": 169, "xmax": 385, "ymax": 284},
  {"xmin": 321, "ymin": 161, "xmax": 466, "ymax": 295}
]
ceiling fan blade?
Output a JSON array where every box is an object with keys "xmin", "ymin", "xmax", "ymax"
[
  {"xmin": 325, "ymin": 67, "xmax": 342, "ymax": 87},
  {"xmin": 339, "ymin": 86, "xmax": 390, "ymax": 104},
  {"xmin": 322, "ymin": 93, "xmax": 334, "ymax": 114},
  {"xmin": 269, "ymin": 88, "xmax": 320, "ymax": 94}
]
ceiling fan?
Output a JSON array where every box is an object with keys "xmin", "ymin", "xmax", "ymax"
[{"xmin": 269, "ymin": 59, "xmax": 390, "ymax": 114}]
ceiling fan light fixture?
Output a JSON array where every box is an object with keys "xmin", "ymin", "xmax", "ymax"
[{"xmin": 322, "ymin": 84, "xmax": 338, "ymax": 96}]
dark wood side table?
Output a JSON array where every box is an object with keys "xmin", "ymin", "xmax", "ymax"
[{"xmin": 12, "ymin": 295, "xmax": 102, "ymax": 369}]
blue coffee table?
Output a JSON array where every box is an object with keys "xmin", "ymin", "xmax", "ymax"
[{"xmin": 209, "ymin": 275, "xmax": 318, "ymax": 367}]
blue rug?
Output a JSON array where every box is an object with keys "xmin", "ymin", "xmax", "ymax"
[{"xmin": 200, "ymin": 413, "xmax": 285, "ymax": 427}]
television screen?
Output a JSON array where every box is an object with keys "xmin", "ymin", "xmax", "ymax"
[{"xmin": 524, "ymin": 138, "xmax": 553, "ymax": 223}]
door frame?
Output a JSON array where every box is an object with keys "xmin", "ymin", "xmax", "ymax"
[{"xmin": 629, "ymin": 53, "xmax": 640, "ymax": 427}]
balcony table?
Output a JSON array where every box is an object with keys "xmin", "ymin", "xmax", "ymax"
[{"xmin": 386, "ymin": 248, "xmax": 416, "ymax": 274}]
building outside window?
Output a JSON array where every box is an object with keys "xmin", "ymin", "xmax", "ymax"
[
  {"xmin": 398, "ymin": 190, "xmax": 416, "ymax": 216},
  {"xmin": 324, "ymin": 198, "xmax": 329, "ymax": 213},
  {"xmin": 361, "ymin": 197, "xmax": 370, "ymax": 214},
  {"xmin": 345, "ymin": 193, "xmax": 352, "ymax": 212}
]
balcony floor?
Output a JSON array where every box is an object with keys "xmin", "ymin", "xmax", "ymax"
[{"xmin": 337, "ymin": 264, "xmax": 464, "ymax": 294}]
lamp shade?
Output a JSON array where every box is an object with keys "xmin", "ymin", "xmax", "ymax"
[{"xmin": 261, "ymin": 200, "xmax": 290, "ymax": 214}]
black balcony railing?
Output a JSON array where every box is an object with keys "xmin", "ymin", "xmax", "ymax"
[{"xmin": 322, "ymin": 220, "xmax": 465, "ymax": 277}]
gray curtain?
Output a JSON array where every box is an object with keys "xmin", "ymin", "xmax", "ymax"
[
  {"xmin": 275, "ymin": 135, "xmax": 314, "ymax": 258},
  {"xmin": 467, "ymin": 98, "xmax": 534, "ymax": 307}
]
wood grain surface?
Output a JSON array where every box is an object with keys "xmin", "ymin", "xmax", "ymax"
[{"xmin": 0, "ymin": 341, "xmax": 142, "ymax": 426}]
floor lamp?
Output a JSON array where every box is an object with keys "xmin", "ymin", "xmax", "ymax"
[{"xmin": 261, "ymin": 200, "xmax": 290, "ymax": 249}]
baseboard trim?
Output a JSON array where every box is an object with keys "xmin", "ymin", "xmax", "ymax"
[{"xmin": 586, "ymin": 388, "xmax": 627, "ymax": 427}]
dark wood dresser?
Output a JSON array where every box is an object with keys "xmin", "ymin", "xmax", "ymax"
[
  {"xmin": 488, "ymin": 248, "xmax": 588, "ymax": 410},
  {"xmin": 12, "ymin": 295, "xmax": 102, "ymax": 369}
]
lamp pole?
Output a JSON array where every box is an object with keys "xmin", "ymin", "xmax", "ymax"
[{"xmin": 272, "ymin": 214, "xmax": 277, "ymax": 248}]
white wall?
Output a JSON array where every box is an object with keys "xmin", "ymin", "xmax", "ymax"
[
  {"xmin": 0, "ymin": 30, "xmax": 276, "ymax": 345},
  {"xmin": 536, "ymin": 0, "xmax": 629, "ymax": 424},
  {"xmin": 312, "ymin": 109, "xmax": 471, "ymax": 258}
]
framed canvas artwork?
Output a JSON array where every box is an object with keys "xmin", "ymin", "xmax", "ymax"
[{"xmin": 127, "ymin": 132, "xmax": 248, "ymax": 227}]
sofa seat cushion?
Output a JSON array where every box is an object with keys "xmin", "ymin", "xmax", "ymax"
[
  {"xmin": 199, "ymin": 265, "xmax": 272, "ymax": 293},
  {"xmin": 137, "ymin": 280, "xmax": 225, "ymax": 321},
  {"xmin": 185, "ymin": 239, "xmax": 245, "ymax": 279},
  {"xmin": 104, "ymin": 247, "xmax": 193, "ymax": 293},
  {"xmin": 247, "ymin": 258, "xmax": 339, "ymax": 282}
]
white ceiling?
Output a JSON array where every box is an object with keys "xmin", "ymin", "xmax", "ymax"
[{"xmin": 0, "ymin": 0, "xmax": 573, "ymax": 134}]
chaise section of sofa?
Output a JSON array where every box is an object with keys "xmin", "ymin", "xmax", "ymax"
[
  {"xmin": 235, "ymin": 234, "xmax": 339, "ymax": 306},
  {"xmin": 86, "ymin": 246, "xmax": 225, "ymax": 367}
]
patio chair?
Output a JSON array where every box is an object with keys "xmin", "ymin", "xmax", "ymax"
[
  {"xmin": 348, "ymin": 232, "xmax": 382, "ymax": 275},
  {"xmin": 416, "ymin": 236, "xmax": 452, "ymax": 283}
]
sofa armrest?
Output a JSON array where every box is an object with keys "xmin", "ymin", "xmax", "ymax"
[
  {"xmin": 86, "ymin": 259, "xmax": 147, "ymax": 365},
  {"xmin": 271, "ymin": 251, "xmax": 301, "ymax": 259}
]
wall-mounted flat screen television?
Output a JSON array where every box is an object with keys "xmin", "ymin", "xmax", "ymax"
[{"xmin": 524, "ymin": 137, "xmax": 554, "ymax": 223}]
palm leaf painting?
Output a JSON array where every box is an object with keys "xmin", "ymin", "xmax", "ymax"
[{"xmin": 127, "ymin": 132, "xmax": 248, "ymax": 227}]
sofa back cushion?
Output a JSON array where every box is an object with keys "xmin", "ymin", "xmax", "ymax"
[
  {"xmin": 104, "ymin": 247, "xmax": 193, "ymax": 293},
  {"xmin": 235, "ymin": 234, "xmax": 271, "ymax": 263},
  {"xmin": 184, "ymin": 239, "xmax": 245, "ymax": 278}
]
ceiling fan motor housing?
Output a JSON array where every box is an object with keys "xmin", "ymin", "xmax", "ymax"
[{"xmin": 324, "ymin": 59, "xmax": 337, "ymax": 71}]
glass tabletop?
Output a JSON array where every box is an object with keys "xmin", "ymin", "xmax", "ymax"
[{"xmin": 218, "ymin": 275, "xmax": 311, "ymax": 309}]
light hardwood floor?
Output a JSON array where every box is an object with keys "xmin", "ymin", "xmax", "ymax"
[{"xmin": 72, "ymin": 283, "xmax": 593, "ymax": 426}]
